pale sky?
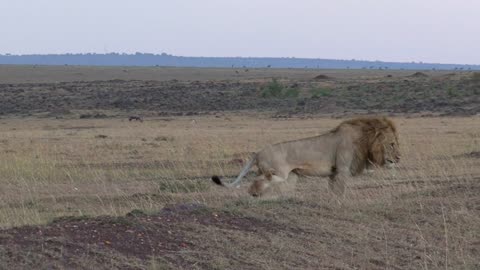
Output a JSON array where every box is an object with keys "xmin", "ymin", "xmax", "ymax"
[{"xmin": 1, "ymin": 0, "xmax": 479, "ymax": 64}]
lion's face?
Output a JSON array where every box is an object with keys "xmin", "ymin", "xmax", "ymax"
[
  {"xmin": 370, "ymin": 127, "xmax": 400, "ymax": 167},
  {"xmin": 383, "ymin": 131, "xmax": 400, "ymax": 166}
]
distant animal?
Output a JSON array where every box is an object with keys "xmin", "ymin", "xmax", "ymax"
[
  {"xmin": 128, "ymin": 116, "xmax": 144, "ymax": 122},
  {"xmin": 211, "ymin": 117, "xmax": 400, "ymax": 197}
]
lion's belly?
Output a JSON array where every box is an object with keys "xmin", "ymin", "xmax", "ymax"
[
  {"xmin": 293, "ymin": 162, "xmax": 333, "ymax": 177},
  {"xmin": 283, "ymin": 141, "xmax": 337, "ymax": 177}
]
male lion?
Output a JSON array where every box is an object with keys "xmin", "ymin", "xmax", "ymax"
[{"xmin": 211, "ymin": 117, "xmax": 400, "ymax": 197}]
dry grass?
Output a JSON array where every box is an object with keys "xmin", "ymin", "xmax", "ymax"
[
  {"xmin": 0, "ymin": 65, "xmax": 458, "ymax": 84},
  {"xmin": 0, "ymin": 115, "xmax": 479, "ymax": 269}
]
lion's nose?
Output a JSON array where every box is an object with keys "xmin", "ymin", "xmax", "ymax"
[{"xmin": 251, "ymin": 193, "xmax": 259, "ymax": 197}]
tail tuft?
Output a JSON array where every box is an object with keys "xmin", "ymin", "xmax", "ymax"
[{"xmin": 211, "ymin": 175, "xmax": 224, "ymax": 186}]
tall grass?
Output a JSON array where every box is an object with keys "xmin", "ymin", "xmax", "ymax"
[{"xmin": 0, "ymin": 116, "xmax": 478, "ymax": 228}]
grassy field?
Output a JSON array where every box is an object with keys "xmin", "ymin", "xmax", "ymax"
[
  {"xmin": 0, "ymin": 66, "xmax": 479, "ymax": 269},
  {"xmin": 0, "ymin": 65, "xmax": 457, "ymax": 84},
  {"xmin": 0, "ymin": 114, "xmax": 479, "ymax": 269}
]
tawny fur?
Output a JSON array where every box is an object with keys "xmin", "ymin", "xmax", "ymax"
[{"xmin": 212, "ymin": 117, "xmax": 400, "ymax": 197}]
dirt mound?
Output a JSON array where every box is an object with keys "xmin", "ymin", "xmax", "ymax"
[
  {"xmin": 313, "ymin": 74, "xmax": 331, "ymax": 80},
  {"xmin": 0, "ymin": 203, "xmax": 297, "ymax": 269},
  {"xmin": 408, "ymin": 72, "xmax": 428, "ymax": 78}
]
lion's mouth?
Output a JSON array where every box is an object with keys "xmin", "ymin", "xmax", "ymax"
[
  {"xmin": 385, "ymin": 158, "xmax": 398, "ymax": 168},
  {"xmin": 386, "ymin": 156, "xmax": 400, "ymax": 164}
]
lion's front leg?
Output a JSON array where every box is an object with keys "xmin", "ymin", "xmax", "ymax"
[{"xmin": 329, "ymin": 143, "xmax": 355, "ymax": 196}]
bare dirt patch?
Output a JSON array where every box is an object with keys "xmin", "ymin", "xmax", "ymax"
[{"xmin": 0, "ymin": 203, "xmax": 302, "ymax": 269}]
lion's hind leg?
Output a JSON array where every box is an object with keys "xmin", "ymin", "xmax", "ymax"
[
  {"xmin": 248, "ymin": 168, "xmax": 291, "ymax": 197},
  {"xmin": 248, "ymin": 175, "xmax": 270, "ymax": 197},
  {"xmin": 329, "ymin": 143, "xmax": 354, "ymax": 197}
]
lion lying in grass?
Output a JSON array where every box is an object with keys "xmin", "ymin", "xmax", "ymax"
[{"xmin": 212, "ymin": 117, "xmax": 400, "ymax": 196}]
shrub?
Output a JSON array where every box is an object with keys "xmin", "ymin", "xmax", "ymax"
[
  {"xmin": 310, "ymin": 88, "xmax": 332, "ymax": 98},
  {"xmin": 261, "ymin": 78, "xmax": 284, "ymax": 98},
  {"xmin": 447, "ymin": 87, "xmax": 458, "ymax": 97},
  {"xmin": 260, "ymin": 79, "xmax": 299, "ymax": 98}
]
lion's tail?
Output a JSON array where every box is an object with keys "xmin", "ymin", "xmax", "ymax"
[{"xmin": 211, "ymin": 155, "xmax": 257, "ymax": 188}]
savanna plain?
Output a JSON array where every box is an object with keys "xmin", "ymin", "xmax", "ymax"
[{"xmin": 0, "ymin": 65, "xmax": 479, "ymax": 269}]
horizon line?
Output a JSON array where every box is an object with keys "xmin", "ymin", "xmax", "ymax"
[{"xmin": 1, "ymin": 52, "xmax": 479, "ymax": 67}]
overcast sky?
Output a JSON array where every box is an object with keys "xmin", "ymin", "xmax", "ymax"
[{"xmin": 1, "ymin": 0, "xmax": 479, "ymax": 64}]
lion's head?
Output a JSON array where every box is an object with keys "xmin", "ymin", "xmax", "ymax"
[
  {"xmin": 337, "ymin": 117, "xmax": 400, "ymax": 169},
  {"xmin": 356, "ymin": 117, "xmax": 400, "ymax": 167}
]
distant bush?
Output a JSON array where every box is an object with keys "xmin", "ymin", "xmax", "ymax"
[
  {"xmin": 260, "ymin": 78, "xmax": 299, "ymax": 98},
  {"xmin": 261, "ymin": 78, "xmax": 284, "ymax": 98},
  {"xmin": 447, "ymin": 87, "xmax": 458, "ymax": 97}
]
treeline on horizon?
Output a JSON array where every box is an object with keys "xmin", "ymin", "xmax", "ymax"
[{"xmin": 0, "ymin": 52, "xmax": 479, "ymax": 70}]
